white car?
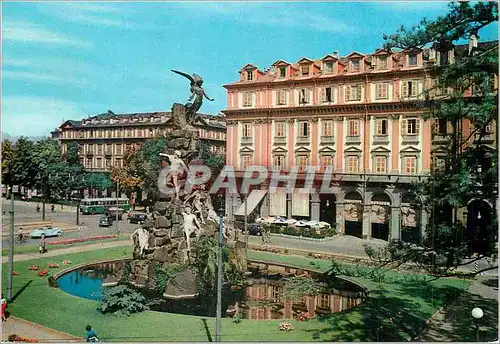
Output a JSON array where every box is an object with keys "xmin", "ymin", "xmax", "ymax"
[
  {"xmin": 29, "ymin": 226, "xmax": 62, "ymax": 238},
  {"xmin": 306, "ymin": 221, "xmax": 331, "ymax": 229}
]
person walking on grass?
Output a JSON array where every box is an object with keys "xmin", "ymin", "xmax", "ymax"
[
  {"xmin": 1, "ymin": 295, "xmax": 7, "ymax": 322},
  {"xmin": 85, "ymin": 325, "xmax": 98, "ymax": 342}
]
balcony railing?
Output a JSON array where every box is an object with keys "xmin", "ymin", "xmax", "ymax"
[
  {"xmin": 320, "ymin": 136, "xmax": 335, "ymax": 144},
  {"xmin": 274, "ymin": 136, "xmax": 287, "ymax": 144},
  {"xmin": 373, "ymin": 135, "xmax": 389, "ymax": 144},
  {"xmin": 346, "ymin": 135, "xmax": 361, "ymax": 144},
  {"xmin": 296, "ymin": 136, "xmax": 310, "ymax": 144},
  {"xmin": 401, "ymin": 134, "xmax": 419, "ymax": 144},
  {"xmin": 241, "ymin": 136, "xmax": 253, "ymax": 145}
]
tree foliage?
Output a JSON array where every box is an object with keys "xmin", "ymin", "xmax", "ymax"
[
  {"xmin": 366, "ymin": 1, "xmax": 498, "ymax": 277},
  {"xmin": 1, "ymin": 140, "xmax": 14, "ymax": 187}
]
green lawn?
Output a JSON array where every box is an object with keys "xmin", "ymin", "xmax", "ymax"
[
  {"xmin": 2, "ymin": 247, "xmax": 470, "ymax": 342},
  {"xmin": 1, "ymin": 236, "xmax": 129, "ymax": 256}
]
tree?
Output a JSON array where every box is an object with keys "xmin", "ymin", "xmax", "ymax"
[
  {"xmin": 110, "ymin": 146, "xmax": 144, "ymax": 197},
  {"xmin": 64, "ymin": 141, "xmax": 81, "ymax": 165},
  {"xmin": 9, "ymin": 137, "xmax": 37, "ymax": 189},
  {"xmin": 1, "ymin": 140, "xmax": 14, "ymax": 187},
  {"xmin": 31, "ymin": 138, "xmax": 62, "ymax": 199},
  {"xmin": 198, "ymin": 141, "xmax": 225, "ymax": 210},
  {"xmin": 85, "ymin": 172, "xmax": 113, "ymax": 193},
  {"xmin": 365, "ymin": 1, "xmax": 498, "ymax": 277}
]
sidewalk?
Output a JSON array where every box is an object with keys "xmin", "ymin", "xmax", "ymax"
[
  {"xmin": 2, "ymin": 240, "xmax": 130, "ymax": 262},
  {"xmin": 1, "ymin": 316, "xmax": 82, "ymax": 342},
  {"xmin": 2, "ymin": 199, "xmax": 76, "ymax": 213}
]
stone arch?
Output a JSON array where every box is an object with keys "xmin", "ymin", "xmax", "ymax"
[
  {"xmin": 370, "ymin": 193, "xmax": 392, "ymax": 241},
  {"xmin": 344, "ymin": 191, "xmax": 363, "ymax": 238},
  {"xmin": 466, "ymin": 199, "xmax": 495, "ymax": 255}
]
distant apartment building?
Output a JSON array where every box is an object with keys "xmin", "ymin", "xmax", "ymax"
[
  {"xmin": 222, "ymin": 40, "xmax": 497, "ymax": 243},
  {"xmin": 52, "ymin": 110, "xmax": 226, "ymax": 172}
]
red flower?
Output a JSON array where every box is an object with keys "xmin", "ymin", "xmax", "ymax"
[
  {"xmin": 63, "ymin": 260, "xmax": 72, "ymax": 265},
  {"xmin": 48, "ymin": 263, "xmax": 59, "ymax": 268},
  {"xmin": 12, "ymin": 271, "xmax": 20, "ymax": 276},
  {"xmin": 29, "ymin": 265, "xmax": 39, "ymax": 271},
  {"xmin": 37, "ymin": 269, "xmax": 49, "ymax": 277}
]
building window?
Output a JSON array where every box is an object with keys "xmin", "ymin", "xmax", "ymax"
[
  {"xmin": 114, "ymin": 158, "xmax": 122, "ymax": 167},
  {"xmin": 98, "ymin": 130, "xmax": 103, "ymax": 138},
  {"xmin": 116, "ymin": 144, "xmax": 122, "ymax": 155},
  {"xmin": 401, "ymin": 80, "xmax": 419, "ymax": 98},
  {"xmin": 242, "ymin": 123, "xmax": 252, "ymax": 138},
  {"xmin": 378, "ymin": 56, "xmax": 388, "ymax": 69},
  {"xmin": 97, "ymin": 144, "xmax": 103, "ymax": 154},
  {"xmin": 350, "ymin": 59, "xmax": 360, "ymax": 71},
  {"xmin": 105, "ymin": 159, "xmax": 111, "ymax": 168},
  {"xmin": 86, "ymin": 159, "xmax": 92, "ymax": 168},
  {"xmin": 298, "ymin": 121, "xmax": 309, "ymax": 137},
  {"xmin": 301, "ymin": 64, "xmax": 310, "ymax": 76},
  {"xmin": 273, "ymin": 155, "xmax": 285, "ymax": 170},
  {"xmin": 243, "ymin": 92, "xmax": 253, "ymax": 107},
  {"xmin": 318, "ymin": 294, "xmax": 330, "ymax": 310},
  {"xmin": 320, "ymin": 155, "xmax": 334, "ymax": 169},
  {"xmin": 403, "ymin": 118, "xmax": 420, "ymax": 135},
  {"xmin": 275, "ymin": 122, "xmax": 285, "ymax": 138},
  {"xmin": 296, "ymin": 155, "xmax": 309, "ymax": 171},
  {"xmin": 375, "ymin": 83, "xmax": 389, "ymax": 100},
  {"xmin": 376, "ymin": 119, "xmax": 388, "ymax": 136},
  {"xmin": 96, "ymin": 158, "xmax": 103, "ymax": 168},
  {"xmin": 408, "ymin": 53, "xmax": 418, "ymax": 66},
  {"xmin": 375, "ymin": 156, "xmax": 387, "ymax": 173},
  {"xmin": 323, "ymin": 61, "xmax": 334, "ymax": 74},
  {"xmin": 276, "ymin": 90, "xmax": 287, "ymax": 105},
  {"xmin": 321, "ymin": 87, "xmax": 334, "ymax": 103},
  {"xmin": 404, "ymin": 156, "xmax": 417, "ymax": 174},
  {"xmin": 345, "ymin": 84, "xmax": 362, "ymax": 101},
  {"xmin": 322, "ymin": 120, "xmax": 334, "ymax": 137},
  {"xmin": 247, "ymin": 71, "xmax": 253, "ymax": 81},
  {"xmin": 347, "ymin": 156, "xmax": 359, "ymax": 173},
  {"xmin": 241, "ymin": 155, "xmax": 252, "ymax": 169},
  {"xmin": 436, "ymin": 119, "xmax": 447, "ymax": 135},
  {"xmin": 348, "ymin": 119, "xmax": 360, "ymax": 136},
  {"xmin": 137, "ymin": 129, "xmax": 143, "ymax": 137},
  {"xmin": 299, "ymin": 89, "xmax": 310, "ymax": 104},
  {"xmin": 279, "ymin": 66, "xmax": 287, "ymax": 77}
]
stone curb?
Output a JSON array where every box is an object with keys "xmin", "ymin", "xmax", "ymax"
[{"xmin": 5, "ymin": 316, "xmax": 83, "ymax": 341}]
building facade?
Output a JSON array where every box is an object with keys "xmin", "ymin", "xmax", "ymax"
[
  {"xmin": 223, "ymin": 41, "xmax": 497, "ymax": 243},
  {"xmin": 52, "ymin": 110, "xmax": 226, "ymax": 173}
]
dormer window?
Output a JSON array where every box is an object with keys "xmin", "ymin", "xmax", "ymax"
[
  {"xmin": 323, "ymin": 61, "xmax": 334, "ymax": 74},
  {"xmin": 247, "ymin": 71, "xmax": 253, "ymax": 81},
  {"xmin": 408, "ymin": 53, "xmax": 418, "ymax": 66},
  {"xmin": 279, "ymin": 66, "xmax": 287, "ymax": 78},
  {"xmin": 301, "ymin": 65, "xmax": 310, "ymax": 76},
  {"xmin": 378, "ymin": 56, "xmax": 388, "ymax": 70},
  {"xmin": 350, "ymin": 59, "xmax": 360, "ymax": 72}
]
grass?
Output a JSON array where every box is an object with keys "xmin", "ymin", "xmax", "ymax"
[
  {"xmin": 1, "ymin": 247, "xmax": 472, "ymax": 342},
  {"xmin": 1, "ymin": 236, "xmax": 129, "ymax": 256}
]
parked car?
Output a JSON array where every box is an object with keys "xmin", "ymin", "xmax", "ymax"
[
  {"xmin": 128, "ymin": 213, "xmax": 148, "ymax": 224},
  {"xmin": 249, "ymin": 223, "xmax": 262, "ymax": 236},
  {"xmin": 99, "ymin": 215, "xmax": 114, "ymax": 227},
  {"xmin": 29, "ymin": 226, "xmax": 62, "ymax": 239}
]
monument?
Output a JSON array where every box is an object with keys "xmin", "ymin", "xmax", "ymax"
[{"xmin": 128, "ymin": 70, "xmax": 241, "ymax": 297}]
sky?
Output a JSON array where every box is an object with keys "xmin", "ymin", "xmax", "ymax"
[{"xmin": 2, "ymin": 1, "xmax": 498, "ymax": 137}]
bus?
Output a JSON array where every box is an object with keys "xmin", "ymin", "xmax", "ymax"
[{"xmin": 80, "ymin": 198, "xmax": 131, "ymax": 215}]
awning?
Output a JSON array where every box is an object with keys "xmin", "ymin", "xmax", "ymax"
[{"xmin": 235, "ymin": 190, "xmax": 268, "ymax": 216}]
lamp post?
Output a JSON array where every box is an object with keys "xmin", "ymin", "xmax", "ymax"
[
  {"xmin": 215, "ymin": 203, "xmax": 225, "ymax": 342},
  {"xmin": 115, "ymin": 180, "xmax": 119, "ymax": 235},
  {"xmin": 471, "ymin": 307, "xmax": 483, "ymax": 342}
]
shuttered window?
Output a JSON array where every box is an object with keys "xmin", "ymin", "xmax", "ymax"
[
  {"xmin": 322, "ymin": 120, "xmax": 334, "ymax": 137},
  {"xmin": 276, "ymin": 90, "xmax": 287, "ymax": 105},
  {"xmin": 375, "ymin": 83, "xmax": 389, "ymax": 99},
  {"xmin": 320, "ymin": 87, "xmax": 334, "ymax": 103},
  {"xmin": 348, "ymin": 120, "xmax": 360, "ymax": 136},
  {"xmin": 401, "ymin": 118, "xmax": 420, "ymax": 135},
  {"xmin": 345, "ymin": 85, "xmax": 362, "ymax": 101},
  {"xmin": 292, "ymin": 189, "xmax": 310, "ymax": 216},
  {"xmin": 269, "ymin": 187, "xmax": 287, "ymax": 216},
  {"xmin": 401, "ymin": 80, "xmax": 419, "ymax": 98},
  {"xmin": 299, "ymin": 89, "xmax": 310, "ymax": 104}
]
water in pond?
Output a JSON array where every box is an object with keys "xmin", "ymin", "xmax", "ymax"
[{"xmin": 57, "ymin": 262, "xmax": 366, "ymax": 320}]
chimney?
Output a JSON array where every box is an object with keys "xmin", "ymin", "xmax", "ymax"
[{"xmin": 333, "ymin": 51, "xmax": 339, "ymax": 58}]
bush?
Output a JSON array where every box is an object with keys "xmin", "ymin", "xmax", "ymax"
[{"xmin": 98, "ymin": 285, "xmax": 150, "ymax": 316}]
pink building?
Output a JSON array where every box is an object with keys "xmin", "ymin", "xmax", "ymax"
[{"xmin": 222, "ymin": 41, "xmax": 496, "ymax": 242}]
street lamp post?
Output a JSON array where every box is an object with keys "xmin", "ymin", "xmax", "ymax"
[
  {"xmin": 115, "ymin": 180, "xmax": 119, "ymax": 235},
  {"xmin": 215, "ymin": 203, "xmax": 225, "ymax": 342},
  {"xmin": 7, "ymin": 187, "xmax": 15, "ymax": 300},
  {"xmin": 472, "ymin": 307, "xmax": 483, "ymax": 342}
]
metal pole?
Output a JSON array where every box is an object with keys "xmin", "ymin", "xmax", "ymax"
[
  {"xmin": 244, "ymin": 193, "xmax": 248, "ymax": 258},
  {"xmin": 476, "ymin": 323, "xmax": 479, "ymax": 342},
  {"xmin": 42, "ymin": 176, "xmax": 46, "ymax": 221},
  {"xmin": 7, "ymin": 188, "xmax": 15, "ymax": 300},
  {"xmin": 115, "ymin": 181, "xmax": 119, "ymax": 235},
  {"xmin": 76, "ymin": 200, "xmax": 80, "ymax": 226},
  {"xmin": 215, "ymin": 212, "xmax": 223, "ymax": 342}
]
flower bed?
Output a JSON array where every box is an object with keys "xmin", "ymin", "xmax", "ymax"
[
  {"xmin": 278, "ymin": 322, "xmax": 294, "ymax": 332},
  {"xmin": 63, "ymin": 260, "xmax": 72, "ymax": 265},
  {"xmin": 49, "ymin": 235, "xmax": 117, "ymax": 246},
  {"xmin": 12, "ymin": 271, "xmax": 20, "ymax": 276},
  {"xmin": 37, "ymin": 269, "xmax": 49, "ymax": 277},
  {"xmin": 262, "ymin": 224, "xmax": 337, "ymax": 239},
  {"xmin": 48, "ymin": 263, "xmax": 59, "ymax": 268},
  {"xmin": 29, "ymin": 266, "xmax": 39, "ymax": 271}
]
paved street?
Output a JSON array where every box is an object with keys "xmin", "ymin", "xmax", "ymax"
[
  {"xmin": 1, "ymin": 199, "xmax": 142, "ymax": 247},
  {"xmin": 2, "ymin": 316, "xmax": 81, "ymax": 342}
]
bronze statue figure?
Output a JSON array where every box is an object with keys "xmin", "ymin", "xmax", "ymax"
[{"xmin": 171, "ymin": 70, "xmax": 214, "ymax": 124}]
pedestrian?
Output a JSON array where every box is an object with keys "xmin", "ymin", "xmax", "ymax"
[
  {"xmin": 85, "ymin": 325, "xmax": 98, "ymax": 342},
  {"xmin": 39, "ymin": 237, "xmax": 47, "ymax": 254},
  {"xmin": 18, "ymin": 228, "xmax": 24, "ymax": 243},
  {"xmin": 36, "ymin": 204, "xmax": 40, "ymax": 213},
  {"xmin": 1, "ymin": 294, "xmax": 7, "ymax": 322},
  {"xmin": 51, "ymin": 204, "xmax": 55, "ymax": 213}
]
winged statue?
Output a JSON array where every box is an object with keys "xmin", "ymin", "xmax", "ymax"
[{"xmin": 171, "ymin": 70, "xmax": 214, "ymax": 125}]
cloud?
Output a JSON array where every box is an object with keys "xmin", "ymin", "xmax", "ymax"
[
  {"xmin": 381, "ymin": 1, "xmax": 450, "ymax": 12},
  {"xmin": 35, "ymin": 2, "xmax": 135, "ymax": 28},
  {"xmin": 176, "ymin": 2, "xmax": 355, "ymax": 33},
  {"xmin": 1, "ymin": 96, "xmax": 84, "ymax": 136},
  {"xmin": 2, "ymin": 20, "xmax": 93, "ymax": 48},
  {"xmin": 2, "ymin": 70, "xmax": 91, "ymax": 87}
]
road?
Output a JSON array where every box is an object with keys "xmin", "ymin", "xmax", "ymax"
[{"xmin": 1, "ymin": 199, "xmax": 143, "ymax": 247}]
